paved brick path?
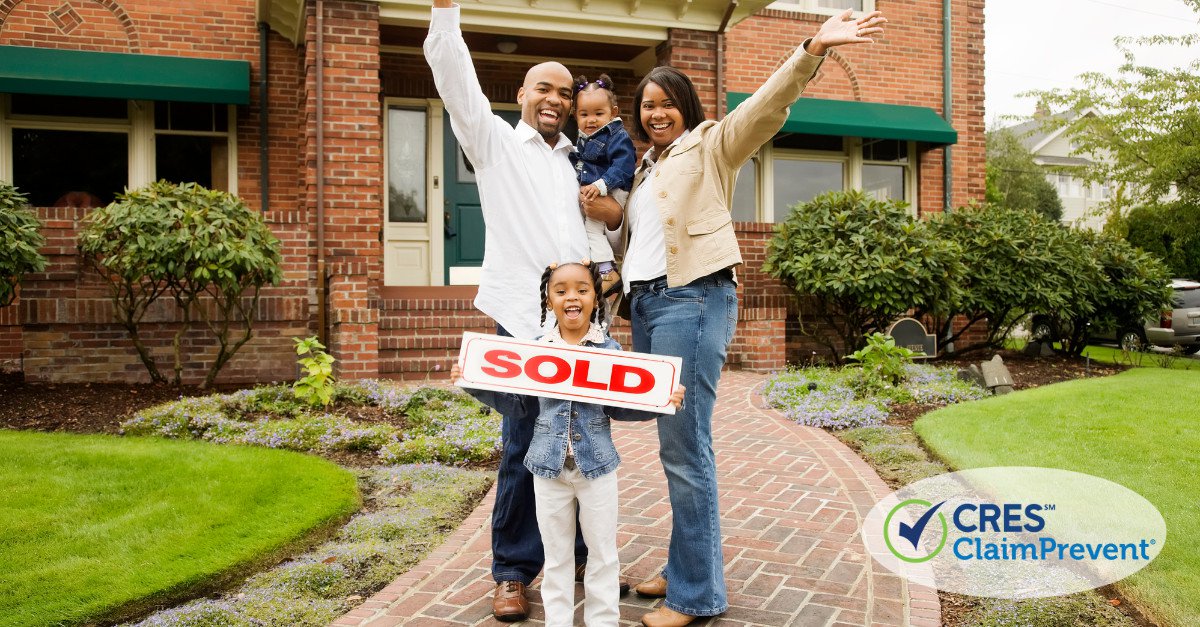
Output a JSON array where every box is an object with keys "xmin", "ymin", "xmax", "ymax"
[{"xmin": 336, "ymin": 371, "xmax": 939, "ymax": 627}]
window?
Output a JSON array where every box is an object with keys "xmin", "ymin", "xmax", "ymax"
[
  {"xmin": 1, "ymin": 94, "xmax": 235, "ymax": 206},
  {"xmin": 730, "ymin": 160, "xmax": 757, "ymax": 223},
  {"xmin": 862, "ymin": 139, "xmax": 909, "ymax": 201},
  {"xmin": 773, "ymin": 158, "xmax": 843, "ymax": 220},
  {"xmin": 386, "ymin": 108, "xmax": 427, "ymax": 223},
  {"xmin": 768, "ymin": 0, "xmax": 873, "ymax": 15}
]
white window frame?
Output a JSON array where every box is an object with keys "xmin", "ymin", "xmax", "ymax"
[
  {"xmin": 767, "ymin": 0, "xmax": 875, "ymax": 16},
  {"xmin": 858, "ymin": 138, "xmax": 917, "ymax": 210},
  {"xmin": 0, "ymin": 94, "xmax": 237, "ymax": 196}
]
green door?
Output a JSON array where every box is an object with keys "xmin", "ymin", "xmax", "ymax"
[{"xmin": 443, "ymin": 109, "xmax": 521, "ymax": 284}]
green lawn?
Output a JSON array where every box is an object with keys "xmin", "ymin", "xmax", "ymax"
[
  {"xmin": 914, "ymin": 368, "xmax": 1200, "ymax": 626},
  {"xmin": 0, "ymin": 430, "xmax": 360, "ymax": 627},
  {"xmin": 1082, "ymin": 344, "xmax": 1199, "ymax": 370}
]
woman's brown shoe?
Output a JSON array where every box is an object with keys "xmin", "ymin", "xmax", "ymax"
[
  {"xmin": 641, "ymin": 606, "xmax": 696, "ymax": 627},
  {"xmin": 634, "ymin": 575, "xmax": 667, "ymax": 598}
]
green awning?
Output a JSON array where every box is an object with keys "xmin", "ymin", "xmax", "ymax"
[
  {"xmin": 0, "ymin": 45, "xmax": 250, "ymax": 105},
  {"xmin": 727, "ymin": 92, "xmax": 957, "ymax": 146}
]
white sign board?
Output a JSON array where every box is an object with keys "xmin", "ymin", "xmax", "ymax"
[{"xmin": 455, "ymin": 332, "xmax": 682, "ymax": 415}]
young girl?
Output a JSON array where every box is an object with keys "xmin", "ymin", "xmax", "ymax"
[
  {"xmin": 571, "ymin": 75, "xmax": 637, "ymax": 297},
  {"xmin": 453, "ymin": 261, "xmax": 683, "ymax": 627}
]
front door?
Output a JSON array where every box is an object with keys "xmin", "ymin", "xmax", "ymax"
[{"xmin": 442, "ymin": 109, "xmax": 521, "ymax": 285}]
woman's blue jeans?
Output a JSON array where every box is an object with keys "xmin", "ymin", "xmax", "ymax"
[{"xmin": 630, "ymin": 271, "xmax": 736, "ymax": 617}]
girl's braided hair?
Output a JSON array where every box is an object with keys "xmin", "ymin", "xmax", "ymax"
[
  {"xmin": 573, "ymin": 73, "xmax": 618, "ymax": 107},
  {"xmin": 539, "ymin": 260, "xmax": 607, "ymax": 329}
]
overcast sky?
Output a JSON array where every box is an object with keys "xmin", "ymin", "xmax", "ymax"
[{"xmin": 984, "ymin": 0, "xmax": 1200, "ymax": 127}]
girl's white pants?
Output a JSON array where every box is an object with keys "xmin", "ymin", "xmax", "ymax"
[{"xmin": 533, "ymin": 465, "xmax": 620, "ymax": 626}]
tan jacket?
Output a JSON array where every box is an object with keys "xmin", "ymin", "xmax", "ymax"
[{"xmin": 618, "ymin": 46, "xmax": 825, "ymax": 288}]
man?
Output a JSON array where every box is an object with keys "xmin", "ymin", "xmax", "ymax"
[{"xmin": 425, "ymin": 2, "xmax": 619, "ymax": 621}]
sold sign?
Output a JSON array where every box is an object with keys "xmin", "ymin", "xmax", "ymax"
[{"xmin": 456, "ymin": 332, "xmax": 682, "ymax": 414}]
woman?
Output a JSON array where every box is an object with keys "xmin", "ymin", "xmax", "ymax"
[{"xmin": 584, "ymin": 9, "xmax": 887, "ymax": 627}]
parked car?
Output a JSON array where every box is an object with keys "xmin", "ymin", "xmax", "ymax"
[{"xmin": 1030, "ymin": 279, "xmax": 1200, "ymax": 354}]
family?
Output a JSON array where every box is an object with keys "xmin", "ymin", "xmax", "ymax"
[{"xmin": 425, "ymin": 2, "xmax": 887, "ymax": 625}]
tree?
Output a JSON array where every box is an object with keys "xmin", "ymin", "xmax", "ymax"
[
  {"xmin": 763, "ymin": 190, "xmax": 964, "ymax": 362},
  {"xmin": 1024, "ymin": 8, "xmax": 1200, "ymax": 215},
  {"xmin": 985, "ymin": 128, "xmax": 1064, "ymax": 222},
  {"xmin": 79, "ymin": 182, "xmax": 282, "ymax": 387},
  {"xmin": 1119, "ymin": 201, "xmax": 1200, "ymax": 280},
  {"xmin": 0, "ymin": 183, "xmax": 46, "ymax": 308}
]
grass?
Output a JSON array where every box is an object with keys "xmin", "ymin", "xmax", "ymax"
[
  {"xmin": 1081, "ymin": 344, "xmax": 1199, "ymax": 370},
  {"xmin": 914, "ymin": 368, "xmax": 1200, "ymax": 626},
  {"xmin": 0, "ymin": 430, "xmax": 360, "ymax": 627}
]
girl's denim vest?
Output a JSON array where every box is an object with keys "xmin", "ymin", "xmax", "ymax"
[{"xmin": 465, "ymin": 335, "xmax": 656, "ymax": 480}]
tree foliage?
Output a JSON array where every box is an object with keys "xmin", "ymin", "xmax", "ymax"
[
  {"xmin": 0, "ymin": 183, "xmax": 46, "ymax": 308},
  {"xmin": 763, "ymin": 190, "xmax": 964, "ymax": 362},
  {"xmin": 1118, "ymin": 201, "xmax": 1200, "ymax": 280},
  {"xmin": 1023, "ymin": 14, "xmax": 1200, "ymax": 215},
  {"xmin": 926, "ymin": 204, "xmax": 1099, "ymax": 352},
  {"xmin": 79, "ymin": 181, "xmax": 281, "ymax": 387},
  {"xmin": 985, "ymin": 129, "xmax": 1064, "ymax": 222}
]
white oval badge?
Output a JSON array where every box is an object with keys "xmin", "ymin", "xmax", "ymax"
[{"xmin": 862, "ymin": 467, "xmax": 1166, "ymax": 598}]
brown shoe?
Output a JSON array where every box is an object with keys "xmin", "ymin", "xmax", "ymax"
[
  {"xmin": 641, "ymin": 605, "xmax": 697, "ymax": 627},
  {"xmin": 574, "ymin": 563, "xmax": 631, "ymax": 596},
  {"xmin": 492, "ymin": 581, "xmax": 529, "ymax": 622},
  {"xmin": 634, "ymin": 575, "xmax": 667, "ymax": 598}
]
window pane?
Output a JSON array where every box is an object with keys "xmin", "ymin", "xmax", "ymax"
[
  {"xmin": 818, "ymin": 0, "xmax": 862, "ymax": 9},
  {"xmin": 10, "ymin": 94, "xmax": 127, "ymax": 119},
  {"xmin": 387, "ymin": 108, "xmax": 427, "ymax": 223},
  {"xmin": 863, "ymin": 139, "xmax": 906, "ymax": 163},
  {"xmin": 155, "ymin": 102, "xmax": 226, "ymax": 132},
  {"xmin": 773, "ymin": 159, "xmax": 841, "ymax": 220},
  {"xmin": 862, "ymin": 164, "xmax": 905, "ymax": 201},
  {"xmin": 156, "ymin": 134, "xmax": 229, "ymax": 191},
  {"xmin": 12, "ymin": 129, "xmax": 127, "ymax": 207},
  {"xmin": 731, "ymin": 160, "xmax": 757, "ymax": 222},
  {"xmin": 774, "ymin": 133, "xmax": 842, "ymax": 152}
]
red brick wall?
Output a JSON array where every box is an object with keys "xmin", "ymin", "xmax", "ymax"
[
  {"xmin": 0, "ymin": 0, "xmax": 316, "ymax": 383},
  {"xmin": 725, "ymin": 0, "xmax": 987, "ymax": 216}
]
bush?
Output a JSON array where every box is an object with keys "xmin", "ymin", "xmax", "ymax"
[
  {"xmin": 926, "ymin": 204, "xmax": 1102, "ymax": 352},
  {"xmin": 1120, "ymin": 200, "xmax": 1200, "ymax": 281},
  {"xmin": 0, "ymin": 183, "xmax": 46, "ymax": 308},
  {"xmin": 847, "ymin": 332, "xmax": 915, "ymax": 386},
  {"xmin": 1054, "ymin": 231, "xmax": 1173, "ymax": 355},
  {"xmin": 764, "ymin": 190, "xmax": 964, "ymax": 361},
  {"xmin": 79, "ymin": 181, "xmax": 281, "ymax": 387}
]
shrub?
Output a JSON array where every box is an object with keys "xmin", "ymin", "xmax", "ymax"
[
  {"xmin": 294, "ymin": 337, "xmax": 336, "ymax": 407},
  {"xmin": 79, "ymin": 181, "xmax": 281, "ymax": 387},
  {"xmin": 926, "ymin": 204, "xmax": 1102, "ymax": 352},
  {"xmin": 764, "ymin": 190, "xmax": 964, "ymax": 362},
  {"xmin": 0, "ymin": 183, "xmax": 46, "ymax": 308},
  {"xmin": 847, "ymin": 332, "xmax": 915, "ymax": 386},
  {"xmin": 1120, "ymin": 200, "xmax": 1200, "ymax": 280}
]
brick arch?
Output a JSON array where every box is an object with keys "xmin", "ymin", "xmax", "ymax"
[
  {"xmin": 781, "ymin": 48, "xmax": 862, "ymax": 102},
  {"xmin": 0, "ymin": 0, "xmax": 139, "ymax": 52}
]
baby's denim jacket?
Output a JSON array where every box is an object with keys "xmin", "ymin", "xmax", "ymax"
[
  {"xmin": 570, "ymin": 118, "xmax": 636, "ymax": 194},
  {"xmin": 464, "ymin": 332, "xmax": 656, "ymax": 480}
]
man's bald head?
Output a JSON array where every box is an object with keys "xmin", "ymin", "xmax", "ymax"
[{"xmin": 517, "ymin": 61, "xmax": 574, "ymax": 144}]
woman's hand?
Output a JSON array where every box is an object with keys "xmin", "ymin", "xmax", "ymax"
[
  {"xmin": 806, "ymin": 9, "xmax": 886, "ymax": 56},
  {"xmin": 581, "ymin": 193, "xmax": 623, "ymax": 230}
]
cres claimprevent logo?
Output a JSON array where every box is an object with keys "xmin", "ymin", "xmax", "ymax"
[{"xmin": 884, "ymin": 499, "xmax": 948, "ymax": 562}]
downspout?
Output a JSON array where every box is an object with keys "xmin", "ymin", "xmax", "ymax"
[
  {"xmin": 715, "ymin": 0, "xmax": 738, "ymax": 119},
  {"xmin": 942, "ymin": 0, "xmax": 952, "ymax": 214},
  {"xmin": 316, "ymin": 0, "xmax": 328, "ymax": 345},
  {"xmin": 258, "ymin": 21, "xmax": 270, "ymax": 213}
]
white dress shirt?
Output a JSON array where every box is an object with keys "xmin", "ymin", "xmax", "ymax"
[{"xmin": 425, "ymin": 6, "xmax": 588, "ymax": 340}]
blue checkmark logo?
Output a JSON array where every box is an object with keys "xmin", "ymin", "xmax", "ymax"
[{"xmin": 884, "ymin": 499, "xmax": 948, "ymax": 563}]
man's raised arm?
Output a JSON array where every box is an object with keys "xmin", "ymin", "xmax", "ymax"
[{"xmin": 424, "ymin": 0, "xmax": 502, "ymax": 167}]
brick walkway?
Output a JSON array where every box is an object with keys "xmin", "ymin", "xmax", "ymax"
[{"xmin": 336, "ymin": 371, "xmax": 939, "ymax": 627}]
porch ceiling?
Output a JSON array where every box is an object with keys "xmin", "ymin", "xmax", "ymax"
[
  {"xmin": 378, "ymin": 0, "xmax": 772, "ymax": 46},
  {"xmin": 258, "ymin": 0, "xmax": 773, "ymax": 47}
]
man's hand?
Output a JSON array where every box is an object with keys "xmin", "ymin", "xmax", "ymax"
[
  {"xmin": 581, "ymin": 193, "xmax": 623, "ymax": 230},
  {"xmin": 433, "ymin": 0, "xmax": 453, "ymax": 8},
  {"xmin": 806, "ymin": 9, "xmax": 886, "ymax": 56},
  {"xmin": 668, "ymin": 385, "xmax": 686, "ymax": 410}
]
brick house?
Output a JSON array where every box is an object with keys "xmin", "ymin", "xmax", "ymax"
[{"xmin": 0, "ymin": 0, "xmax": 984, "ymax": 384}]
